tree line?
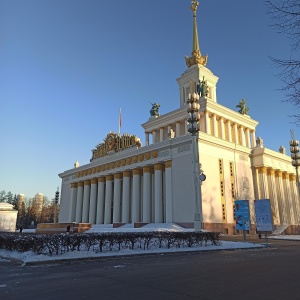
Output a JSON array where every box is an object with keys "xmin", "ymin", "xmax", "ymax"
[{"xmin": 0, "ymin": 190, "xmax": 59, "ymax": 229}]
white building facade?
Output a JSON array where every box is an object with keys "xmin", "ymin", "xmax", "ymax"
[{"xmin": 58, "ymin": 1, "xmax": 299, "ymax": 233}]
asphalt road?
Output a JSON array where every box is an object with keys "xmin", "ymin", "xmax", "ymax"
[{"xmin": 1, "ymin": 237, "xmax": 300, "ymax": 300}]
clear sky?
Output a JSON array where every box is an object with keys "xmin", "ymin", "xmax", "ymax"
[{"xmin": 0, "ymin": 0, "xmax": 297, "ymax": 200}]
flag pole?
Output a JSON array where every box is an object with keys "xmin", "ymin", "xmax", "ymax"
[{"xmin": 118, "ymin": 108, "xmax": 122, "ymax": 135}]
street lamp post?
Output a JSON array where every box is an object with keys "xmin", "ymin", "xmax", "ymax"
[
  {"xmin": 290, "ymin": 132, "xmax": 300, "ymax": 200},
  {"xmin": 186, "ymin": 92, "xmax": 203, "ymax": 231}
]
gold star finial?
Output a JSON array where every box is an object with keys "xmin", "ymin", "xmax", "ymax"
[{"xmin": 190, "ymin": 0, "xmax": 199, "ymax": 17}]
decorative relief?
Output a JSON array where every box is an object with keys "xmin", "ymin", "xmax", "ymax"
[
  {"xmin": 64, "ymin": 177, "xmax": 70, "ymax": 182},
  {"xmin": 106, "ymin": 175, "xmax": 113, "ymax": 181},
  {"xmin": 132, "ymin": 156, "xmax": 138, "ymax": 163},
  {"xmin": 76, "ymin": 172, "xmax": 80, "ymax": 178},
  {"xmin": 138, "ymin": 154, "xmax": 144, "ymax": 162},
  {"xmin": 151, "ymin": 151, "xmax": 158, "ymax": 158},
  {"xmin": 154, "ymin": 164, "xmax": 163, "ymax": 171},
  {"xmin": 106, "ymin": 164, "xmax": 110, "ymax": 170},
  {"xmin": 84, "ymin": 180, "xmax": 91, "ymax": 186},
  {"xmin": 101, "ymin": 165, "xmax": 105, "ymax": 172},
  {"xmin": 116, "ymin": 161, "xmax": 121, "ymax": 168},
  {"xmin": 110, "ymin": 162, "xmax": 115, "ymax": 169},
  {"xmin": 242, "ymin": 177, "xmax": 250, "ymax": 190},
  {"xmin": 178, "ymin": 144, "xmax": 191, "ymax": 153},
  {"xmin": 126, "ymin": 157, "xmax": 132, "ymax": 165},
  {"xmin": 159, "ymin": 150, "xmax": 170, "ymax": 157},
  {"xmin": 143, "ymin": 166, "xmax": 151, "ymax": 173},
  {"xmin": 239, "ymin": 155, "xmax": 248, "ymax": 161},
  {"xmin": 77, "ymin": 181, "xmax": 84, "ymax": 187},
  {"xmin": 71, "ymin": 182, "xmax": 77, "ymax": 188},
  {"xmin": 145, "ymin": 152, "xmax": 151, "ymax": 160},
  {"xmin": 114, "ymin": 173, "xmax": 122, "ymax": 179},
  {"xmin": 96, "ymin": 166, "xmax": 101, "ymax": 173},
  {"xmin": 91, "ymin": 132, "xmax": 142, "ymax": 161},
  {"xmin": 121, "ymin": 159, "xmax": 126, "ymax": 166},
  {"xmin": 92, "ymin": 168, "xmax": 96, "ymax": 174},
  {"xmin": 123, "ymin": 171, "xmax": 131, "ymax": 177},
  {"xmin": 132, "ymin": 168, "xmax": 141, "ymax": 175}
]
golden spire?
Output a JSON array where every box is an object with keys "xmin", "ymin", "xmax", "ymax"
[{"xmin": 185, "ymin": 0, "xmax": 208, "ymax": 67}]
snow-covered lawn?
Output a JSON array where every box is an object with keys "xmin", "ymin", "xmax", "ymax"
[{"xmin": 2, "ymin": 223, "xmax": 291, "ymax": 265}]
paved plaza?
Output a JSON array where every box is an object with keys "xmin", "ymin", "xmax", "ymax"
[{"xmin": 1, "ymin": 236, "xmax": 300, "ymax": 300}]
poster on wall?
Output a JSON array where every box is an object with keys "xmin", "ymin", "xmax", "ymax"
[
  {"xmin": 254, "ymin": 199, "xmax": 273, "ymax": 232},
  {"xmin": 234, "ymin": 200, "xmax": 251, "ymax": 231}
]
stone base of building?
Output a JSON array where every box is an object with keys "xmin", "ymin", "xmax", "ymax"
[{"xmin": 36, "ymin": 222, "xmax": 92, "ymax": 234}]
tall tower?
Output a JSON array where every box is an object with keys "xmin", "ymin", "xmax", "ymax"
[{"xmin": 177, "ymin": 0, "xmax": 219, "ymax": 107}]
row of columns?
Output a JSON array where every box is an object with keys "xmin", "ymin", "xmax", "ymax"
[
  {"xmin": 68, "ymin": 162, "xmax": 173, "ymax": 224},
  {"xmin": 145, "ymin": 112, "xmax": 256, "ymax": 148},
  {"xmin": 257, "ymin": 167, "xmax": 300, "ymax": 225}
]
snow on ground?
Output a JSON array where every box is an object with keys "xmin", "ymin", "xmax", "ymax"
[{"xmin": 1, "ymin": 223, "xmax": 298, "ymax": 265}]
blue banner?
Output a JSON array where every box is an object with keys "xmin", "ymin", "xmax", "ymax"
[{"xmin": 234, "ymin": 200, "xmax": 251, "ymax": 231}]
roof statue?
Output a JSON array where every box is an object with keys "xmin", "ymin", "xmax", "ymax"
[
  {"xmin": 197, "ymin": 76, "xmax": 208, "ymax": 98},
  {"xmin": 150, "ymin": 102, "xmax": 160, "ymax": 118},
  {"xmin": 236, "ymin": 99, "xmax": 249, "ymax": 115},
  {"xmin": 185, "ymin": 0, "xmax": 208, "ymax": 67}
]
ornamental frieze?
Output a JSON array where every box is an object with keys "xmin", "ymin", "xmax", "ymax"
[{"xmin": 91, "ymin": 132, "xmax": 142, "ymax": 161}]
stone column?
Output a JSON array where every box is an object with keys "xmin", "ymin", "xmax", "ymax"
[
  {"xmin": 88, "ymin": 178, "xmax": 97, "ymax": 224},
  {"xmin": 204, "ymin": 111, "xmax": 210, "ymax": 134},
  {"xmin": 239, "ymin": 126, "xmax": 246, "ymax": 147},
  {"xmin": 122, "ymin": 171, "xmax": 131, "ymax": 223},
  {"xmin": 69, "ymin": 183, "xmax": 78, "ymax": 222},
  {"xmin": 283, "ymin": 172, "xmax": 293, "ymax": 224},
  {"xmin": 176, "ymin": 121, "xmax": 180, "ymax": 137},
  {"xmin": 113, "ymin": 173, "xmax": 122, "ymax": 223},
  {"xmin": 258, "ymin": 167, "xmax": 269, "ymax": 199},
  {"xmin": 245, "ymin": 128, "xmax": 251, "ymax": 148},
  {"xmin": 142, "ymin": 166, "xmax": 152, "ymax": 223},
  {"xmin": 233, "ymin": 123, "xmax": 238, "ymax": 144},
  {"xmin": 132, "ymin": 169, "xmax": 141, "ymax": 223},
  {"xmin": 145, "ymin": 132, "xmax": 150, "ymax": 146},
  {"xmin": 290, "ymin": 174, "xmax": 300, "ymax": 223},
  {"xmin": 267, "ymin": 169, "xmax": 280, "ymax": 225},
  {"xmin": 152, "ymin": 130, "xmax": 157, "ymax": 144},
  {"xmin": 165, "ymin": 161, "xmax": 173, "ymax": 223},
  {"xmin": 81, "ymin": 180, "xmax": 91, "ymax": 223},
  {"xmin": 75, "ymin": 181, "xmax": 84, "ymax": 223},
  {"xmin": 251, "ymin": 131, "xmax": 256, "ymax": 148},
  {"xmin": 212, "ymin": 114, "xmax": 217, "ymax": 137},
  {"xmin": 276, "ymin": 170, "xmax": 287, "ymax": 224},
  {"xmin": 220, "ymin": 117, "xmax": 225, "ymax": 139},
  {"xmin": 160, "ymin": 127, "xmax": 164, "ymax": 142},
  {"xmin": 154, "ymin": 163, "xmax": 163, "ymax": 223},
  {"xmin": 226, "ymin": 120, "xmax": 232, "ymax": 142},
  {"xmin": 96, "ymin": 177, "xmax": 105, "ymax": 224},
  {"xmin": 104, "ymin": 175, "xmax": 113, "ymax": 224},
  {"xmin": 185, "ymin": 121, "xmax": 188, "ymax": 134}
]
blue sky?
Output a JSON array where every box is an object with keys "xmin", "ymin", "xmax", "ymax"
[{"xmin": 0, "ymin": 0, "xmax": 297, "ymax": 200}]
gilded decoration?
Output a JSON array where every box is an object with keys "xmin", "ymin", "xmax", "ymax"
[
  {"xmin": 258, "ymin": 167, "xmax": 267, "ymax": 174},
  {"xmin": 76, "ymin": 172, "xmax": 80, "ymax": 178},
  {"xmin": 154, "ymin": 164, "xmax": 163, "ymax": 171},
  {"xmin": 106, "ymin": 164, "xmax": 110, "ymax": 170},
  {"xmin": 138, "ymin": 154, "xmax": 144, "ymax": 162},
  {"xmin": 126, "ymin": 158, "xmax": 132, "ymax": 165},
  {"xmin": 91, "ymin": 132, "xmax": 142, "ymax": 161},
  {"xmin": 275, "ymin": 170, "xmax": 282, "ymax": 178},
  {"xmin": 143, "ymin": 166, "xmax": 151, "ymax": 173},
  {"xmin": 92, "ymin": 168, "xmax": 96, "ymax": 174},
  {"xmin": 123, "ymin": 171, "xmax": 131, "ymax": 177},
  {"xmin": 84, "ymin": 180, "xmax": 91, "ymax": 185},
  {"xmin": 145, "ymin": 152, "xmax": 151, "ymax": 160},
  {"xmin": 132, "ymin": 156, "xmax": 138, "ymax": 163},
  {"xmin": 110, "ymin": 162, "xmax": 115, "ymax": 169},
  {"xmin": 101, "ymin": 165, "xmax": 105, "ymax": 172},
  {"xmin": 98, "ymin": 177, "xmax": 105, "ymax": 183},
  {"xmin": 165, "ymin": 160, "xmax": 172, "ymax": 168},
  {"xmin": 282, "ymin": 172, "xmax": 288, "ymax": 180},
  {"xmin": 116, "ymin": 161, "xmax": 121, "ymax": 168},
  {"xmin": 106, "ymin": 175, "xmax": 113, "ymax": 181},
  {"xmin": 88, "ymin": 169, "xmax": 92, "ymax": 175},
  {"xmin": 96, "ymin": 166, "xmax": 101, "ymax": 172},
  {"xmin": 114, "ymin": 173, "xmax": 122, "ymax": 179},
  {"xmin": 121, "ymin": 159, "xmax": 126, "ymax": 166},
  {"xmin": 71, "ymin": 183, "xmax": 77, "ymax": 188},
  {"xmin": 77, "ymin": 181, "xmax": 84, "ymax": 187},
  {"xmin": 91, "ymin": 178, "xmax": 97, "ymax": 184},
  {"xmin": 289, "ymin": 174, "xmax": 296, "ymax": 181},
  {"xmin": 132, "ymin": 169, "xmax": 141, "ymax": 175},
  {"xmin": 151, "ymin": 150, "xmax": 158, "ymax": 158}
]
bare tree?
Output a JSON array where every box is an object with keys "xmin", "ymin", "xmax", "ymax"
[{"xmin": 266, "ymin": 0, "xmax": 300, "ymax": 122}]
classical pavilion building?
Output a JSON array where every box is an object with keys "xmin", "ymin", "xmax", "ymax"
[{"xmin": 58, "ymin": 1, "xmax": 299, "ymax": 234}]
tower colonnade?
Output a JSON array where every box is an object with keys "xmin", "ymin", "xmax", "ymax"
[
  {"xmin": 68, "ymin": 161, "xmax": 173, "ymax": 225},
  {"xmin": 145, "ymin": 110, "xmax": 256, "ymax": 149}
]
